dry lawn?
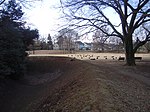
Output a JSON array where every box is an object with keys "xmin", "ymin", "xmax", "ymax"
[
  {"xmin": 0, "ymin": 52, "xmax": 150, "ymax": 112},
  {"xmin": 28, "ymin": 50, "xmax": 150, "ymax": 60}
]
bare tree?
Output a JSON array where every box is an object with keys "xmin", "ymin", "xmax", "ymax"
[
  {"xmin": 47, "ymin": 34, "xmax": 53, "ymax": 50},
  {"xmin": 93, "ymin": 28, "xmax": 109, "ymax": 51},
  {"xmin": 60, "ymin": 0, "xmax": 150, "ymax": 65},
  {"xmin": 57, "ymin": 28, "xmax": 78, "ymax": 52}
]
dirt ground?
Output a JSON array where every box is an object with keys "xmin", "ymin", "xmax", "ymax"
[{"xmin": 0, "ymin": 55, "xmax": 150, "ymax": 112}]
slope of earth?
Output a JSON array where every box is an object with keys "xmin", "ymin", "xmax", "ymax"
[
  {"xmin": 33, "ymin": 59, "xmax": 150, "ymax": 112},
  {"xmin": 0, "ymin": 56, "xmax": 150, "ymax": 112}
]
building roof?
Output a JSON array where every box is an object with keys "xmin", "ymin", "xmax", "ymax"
[{"xmin": 75, "ymin": 41, "xmax": 84, "ymax": 45}]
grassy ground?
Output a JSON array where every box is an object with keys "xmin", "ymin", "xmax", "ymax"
[
  {"xmin": 0, "ymin": 55, "xmax": 150, "ymax": 112},
  {"xmin": 28, "ymin": 50, "xmax": 150, "ymax": 61}
]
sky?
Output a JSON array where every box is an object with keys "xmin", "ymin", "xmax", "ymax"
[
  {"xmin": 24, "ymin": 0, "xmax": 62, "ymax": 38},
  {"xmin": 24, "ymin": 0, "xmax": 94, "ymax": 42},
  {"xmin": 23, "ymin": 0, "xmax": 121, "ymax": 42}
]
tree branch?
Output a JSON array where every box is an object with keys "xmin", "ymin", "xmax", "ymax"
[
  {"xmin": 90, "ymin": 3, "xmax": 123, "ymax": 40},
  {"xmin": 133, "ymin": 8, "xmax": 150, "ymax": 31},
  {"xmin": 133, "ymin": 24, "xmax": 150, "ymax": 53},
  {"xmin": 133, "ymin": 39, "xmax": 147, "ymax": 53},
  {"xmin": 0, "ymin": 0, "xmax": 5, "ymax": 5}
]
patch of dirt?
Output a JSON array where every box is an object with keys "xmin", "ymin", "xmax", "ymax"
[
  {"xmin": 0, "ymin": 56, "xmax": 150, "ymax": 112},
  {"xmin": 86, "ymin": 60, "xmax": 150, "ymax": 112},
  {"xmin": 24, "ymin": 70, "xmax": 62, "ymax": 85}
]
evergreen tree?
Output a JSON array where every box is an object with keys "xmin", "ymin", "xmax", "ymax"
[
  {"xmin": 0, "ymin": 0, "xmax": 39, "ymax": 79},
  {"xmin": 47, "ymin": 34, "xmax": 53, "ymax": 50}
]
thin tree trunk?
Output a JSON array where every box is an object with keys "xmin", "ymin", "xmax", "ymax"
[
  {"xmin": 101, "ymin": 43, "xmax": 104, "ymax": 52},
  {"xmin": 125, "ymin": 35, "xmax": 136, "ymax": 66}
]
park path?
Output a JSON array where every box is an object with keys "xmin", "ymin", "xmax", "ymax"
[{"xmin": 86, "ymin": 60, "xmax": 150, "ymax": 86}]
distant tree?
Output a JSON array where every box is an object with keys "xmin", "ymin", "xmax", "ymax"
[
  {"xmin": 57, "ymin": 28, "xmax": 78, "ymax": 52},
  {"xmin": 40, "ymin": 37, "xmax": 48, "ymax": 50},
  {"xmin": 145, "ymin": 42, "xmax": 150, "ymax": 53},
  {"xmin": 93, "ymin": 28, "xmax": 109, "ymax": 51},
  {"xmin": 60, "ymin": 0, "xmax": 150, "ymax": 65},
  {"xmin": 0, "ymin": 0, "xmax": 39, "ymax": 79},
  {"xmin": 31, "ymin": 37, "xmax": 53, "ymax": 51},
  {"xmin": 21, "ymin": 28, "xmax": 39, "ymax": 50},
  {"xmin": 30, "ymin": 38, "xmax": 41, "ymax": 52},
  {"xmin": 47, "ymin": 34, "xmax": 53, "ymax": 50}
]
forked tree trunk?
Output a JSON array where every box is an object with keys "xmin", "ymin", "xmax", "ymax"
[{"xmin": 124, "ymin": 35, "xmax": 136, "ymax": 66}]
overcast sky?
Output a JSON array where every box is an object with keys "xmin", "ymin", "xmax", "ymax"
[
  {"xmin": 24, "ymin": 0, "xmax": 62, "ymax": 38},
  {"xmin": 23, "ymin": 0, "xmax": 94, "ymax": 42}
]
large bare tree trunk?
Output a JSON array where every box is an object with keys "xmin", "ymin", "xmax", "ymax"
[{"xmin": 125, "ymin": 35, "xmax": 136, "ymax": 66}]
